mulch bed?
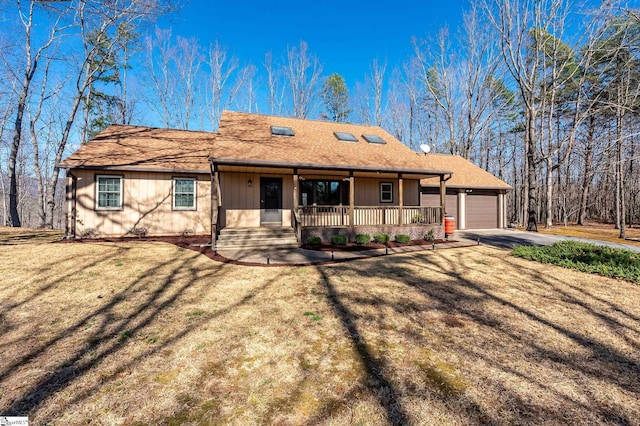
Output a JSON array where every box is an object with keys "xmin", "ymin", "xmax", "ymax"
[{"xmin": 301, "ymin": 239, "xmax": 453, "ymax": 252}]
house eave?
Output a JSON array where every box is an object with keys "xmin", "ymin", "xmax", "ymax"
[
  {"xmin": 58, "ymin": 164, "xmax": 210, "ymax": 174},
  {"xmin": 209, "ymin": 157, "xmax": 453, "ymax": 178}
]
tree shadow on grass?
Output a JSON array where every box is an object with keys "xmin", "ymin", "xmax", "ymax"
[
  {"xmin": 0, "ymin": 242, "xmax": 287, "ymax": 420},
  {"xmin": 299, "ymin": 246, "xmax": 639, "ymax": 424},
  {"xmin": 312, "ymin": 266, "xmax": 410, "ymax": 425}
]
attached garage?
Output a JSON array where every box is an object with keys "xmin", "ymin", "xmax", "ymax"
[
  {"xmin": 419, "ymin": 154, "xmax": 511, "ymax": 230},
  {"xmin": 466, "ymin": 191, "xmax": 499, "ymax": 229}
]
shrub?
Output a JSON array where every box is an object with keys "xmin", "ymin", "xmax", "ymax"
[
  {"xmin": 331, "ymin": 235, "xmax": 348, "ymax": 245},
  {"xmin": 512, "ymin": 241, "xmax": 640, "ymax": 283},
  {"xmin": 373, "ymin": 233, "xmax": 390, "ymax": 244},
  {"xmin": 354, "ymin": 234, "xmax": 371, "ymax": 244},
  {"xmin": 424, "ymin": 229, "xmax": 435, "ymax": 241},
  {"xmin": 411, "ymin": 214, "xmax": 424, "ymax": 224},
  {"xmin": 395, "ymin": 234, "xmax": 411, "ymax": 244},
  {"xmin": 306, "ymin": 236, "xmax": 322, "ymax": 245},
  {"xmin": 78, "ymin": 228, "xmax": 99, "ymax": 239},
  {"xmin": 131, "ymin": 227, "xmax": 149, "ymax": 238}
]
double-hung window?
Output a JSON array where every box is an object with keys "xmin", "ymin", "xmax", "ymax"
[
  {"xmin": 173, "ymin": 178, "xmax": 196, "ymax": 210},
  {"xmin": 380, "ymin": 182, "xmax": 393, "ymax": 203},
  {"xmin": 96, "ymin": 175, "xmax": 123, "ymax": 210}
]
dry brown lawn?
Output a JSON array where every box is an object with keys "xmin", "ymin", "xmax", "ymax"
[
  {"xmin": 0, "ymin": 238, "xmax": 639, "ymax": 425},
  {"xmin": 0, "ymin": 226, "xmax": 64, "ymax": 245},
  {"xmin": 535, "ymin": 222, "xmax": 640, "ymax": 248}
]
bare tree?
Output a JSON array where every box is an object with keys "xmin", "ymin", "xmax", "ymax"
[
  {"xmin": 144, "ymin": 27, "xmax": 175, "ymax": 127},
  {"xmin": 4, "ymin": 0, "xmax": 73, "ymax": 227},
  {"xmin": 482, "ymin": 0, "xmax": 572, "ymax": 231},
  {"xmin": 283, "ymin": 41, "xmax": 322, "ymax": 119},
  {"xmin": 263, "ymin": 51, "xmax": 284, "ymax": 116},
  {"xmin": 369, "ymin": 58, "xmax": 386, "ymax": 127},
  {"xmin": 207, "ymin": 40, "xmax": 237, "ymax": 130},
  {"xmin": 413, "ymin": 29, "xmax": 460, "ymax": 156}
]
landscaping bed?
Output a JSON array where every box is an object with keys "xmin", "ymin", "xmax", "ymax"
[{"xmin": 301, "ymin": 238, "xmax": 452, "ymax": 251}]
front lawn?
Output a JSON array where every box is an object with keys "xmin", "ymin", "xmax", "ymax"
[
  {"xmin": 0, "ymin": 240, "xmax": 638, "ymax": 424},
  {"xmin": 513, "ymin": 240, "xmax": 640, "ymax": 283}
]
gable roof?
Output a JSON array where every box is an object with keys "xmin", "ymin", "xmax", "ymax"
[
  {"xmin": 211, "ymin": 111, "xmax": 450, "ymax": 176},
  {"xmin": 59, "ymin": 125, "xmax": 215, "ymax": 173},
  {"xmin": 421, "ymin": 154, "xmax": 511, "ymax": 189}
]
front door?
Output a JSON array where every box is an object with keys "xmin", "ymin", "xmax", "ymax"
[{"xmin": 260, "ymin": 177, "xmax": 282, "ymax": 225}]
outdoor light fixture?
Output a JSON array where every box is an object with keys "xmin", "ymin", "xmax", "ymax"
[{"xmin": 248, "ymin": 179, "xmax": 252, "ymax": 187}]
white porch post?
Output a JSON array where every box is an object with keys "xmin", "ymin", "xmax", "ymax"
[
  {"xmin": 498, "ymin": 191, "xmax": 506, "ymax": 228},
  {"xmin": 458, "ymin": 190, "xmax": 466, "ymax": 230}
]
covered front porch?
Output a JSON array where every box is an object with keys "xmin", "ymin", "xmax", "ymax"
[{"xmin": 210, "ymin": 159, "xmax": 451, "ymax": 245}]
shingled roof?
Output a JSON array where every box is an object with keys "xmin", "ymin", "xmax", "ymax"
[
  {"xmin": 59, "ymin": 112, "xmax": 511, "ymax": 190},
  {"xmin": 211, "ymin": 111, "xmax": 451, "ymax": 176},
  {"xmin": 421, "ymin": 154, "xmax": 511, "ymax": 189},
  {"xmin": 59, "ymin": 125, "xmax": 215, "ymax": 173}
]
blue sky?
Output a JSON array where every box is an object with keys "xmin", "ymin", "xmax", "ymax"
[{"xmin": 159, "ymin": 0, "xmax": 468, "ymax": 88}]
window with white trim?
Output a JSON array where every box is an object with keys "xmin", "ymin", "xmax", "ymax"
[
  {"xmin": 380, "ymin": 182, "xmax": 393, "ymax": 203},
  {"xmin": 96, "ymin": 175, "xmax": 123, "ymax": 209},
  {"xmin": 173, "ymin": 178, "xmax": 196, "ymax": 210}
]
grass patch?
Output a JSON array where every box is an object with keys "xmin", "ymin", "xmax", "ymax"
[
  {"xmin": 512, "ymin": 240, "xmax": 640, "ymax": 283},
  {"xmin": 303, "ymin": 311, "xmax": 322, "ymax": 321},
  {"xmin": 118, "ymin": 330, "xmax": 131, "ymax": 343},
  {"xmin": 186, "ymin": 310, "xmax": 204, "ymax": 317}
]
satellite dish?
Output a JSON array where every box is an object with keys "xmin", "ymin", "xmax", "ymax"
[{"xmin": 419, "ymin": 144, "xmax": 431, "ymax": 154}]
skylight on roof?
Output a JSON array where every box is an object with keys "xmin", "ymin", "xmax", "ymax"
[
  {"xmin": 362, "ymin": 134, "xmax": 386, "ymax": 144},
  {"xmin": 271, "ymin": 126, "xmax": 295, "ymax": 137},
  {"xmin": 334, "ymin": 132, "xmax": 358, "ymax": 142}
]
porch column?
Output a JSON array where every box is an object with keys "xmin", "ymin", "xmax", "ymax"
[
  {"xmin": 349, "ymin": 172, "xmax": 355, "ymax": 226},
  {"xmin": 293, "ymin": 169, "xmax": 299, "ymax": 213},
  {"xmin": 211, "ymin": 164, "xmax": 220, "ymax": 245},
  {"xmin": 398, "ymin": 174, "xmax": 403, "ymax": 225},
  {"xmin": 440, "ymin": 175, "xmax": 446, "ymax": 225}
]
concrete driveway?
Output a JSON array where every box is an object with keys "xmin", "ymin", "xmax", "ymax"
[{"xmin": 457, "ymin": 229, "xmax": 640, "ymax": 253}]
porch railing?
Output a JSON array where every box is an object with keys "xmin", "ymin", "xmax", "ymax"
[
  {"xmin": 298, "ymin": 206, "xmax": 441, "ymax": 227},
  {"xmin": 299, "ymin": 206, "xmax": 349, "ymax": 227}
]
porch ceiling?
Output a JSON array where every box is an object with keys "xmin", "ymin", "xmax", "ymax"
[{"xmin": 213, "ymin": 162, "xmax": 447, "ymax": 180}]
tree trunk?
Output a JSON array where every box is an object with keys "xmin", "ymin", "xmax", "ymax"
[
  {"xmin": 545, "ymin": 156, "xmax": 553, "ymax": 228},
  {"xmin": 578, "ymin": 116, "xmax": 595, "ymax": 225},
  {"xmin": 8, "ymin": 91, "xmax": 26, "ymax": 228},
  {"xmin": 526, "ymin": 110, "xmax": 538, "ymax": 232}
]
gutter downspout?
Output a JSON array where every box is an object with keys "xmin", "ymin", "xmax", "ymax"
[{"xmin": 440, "ymin": 173, "xmax": 453, "ymax": 225}]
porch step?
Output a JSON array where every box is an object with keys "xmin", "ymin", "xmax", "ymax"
[{"xmin": 216, "ymin": 227, "xmax": 298, "ymax": 249}]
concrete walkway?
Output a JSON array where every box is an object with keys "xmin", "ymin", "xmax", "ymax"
[
  {"xmin": 216, "ymin": 238, "xmax": 476, "ymax": 266},
  {"xmin": 457, "ymin": 229, "xmax": 640, "ymax": 252}
]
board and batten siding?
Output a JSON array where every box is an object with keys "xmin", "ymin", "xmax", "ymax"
[
  {"xmin": 72, "ymin": 170, "xmax": 211, "ymax": 236},
  {"xmin": 220, "ymin": 172, "xmax": 293, "ymax": 228},
  {"xmin": 354, "ymin": 178, "xmax": 420, "ymax": 206}
]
